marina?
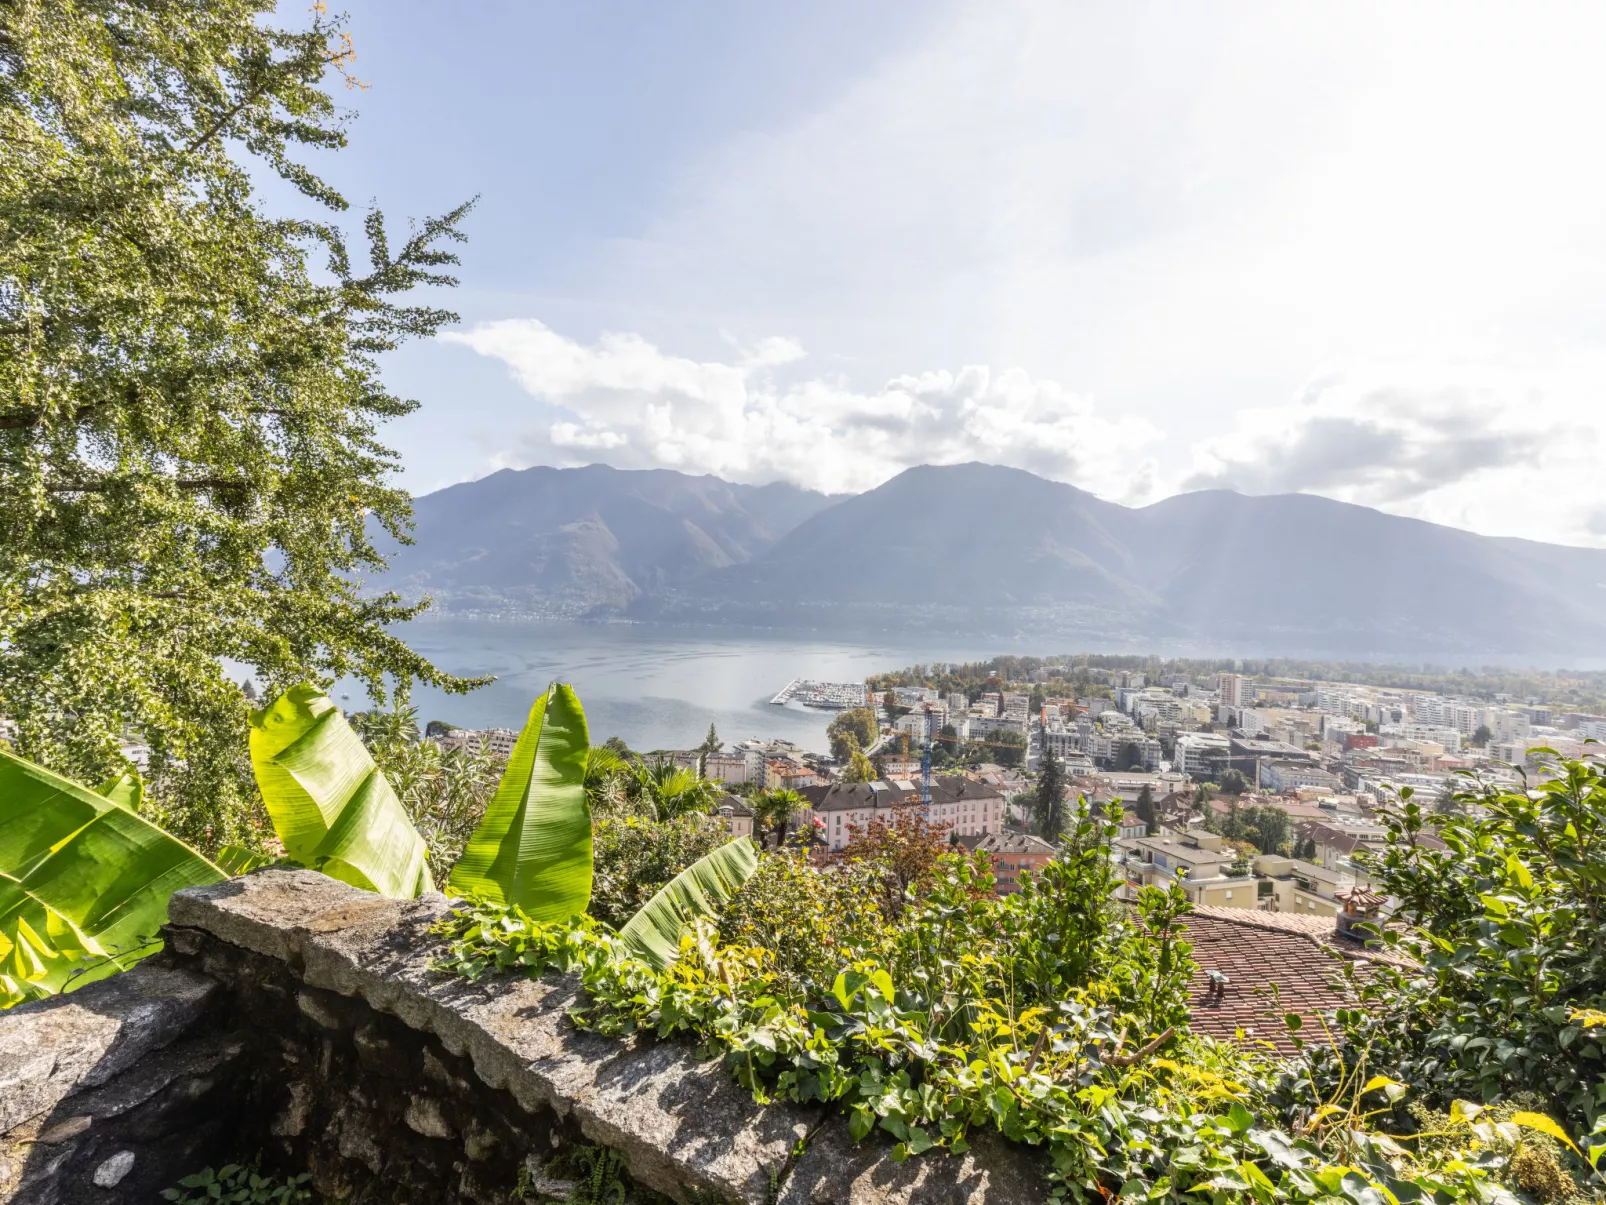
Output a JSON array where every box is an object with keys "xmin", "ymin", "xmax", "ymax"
[{"xmin": 768, "ymin": 677, "xmax": 871, "ymax": 710}]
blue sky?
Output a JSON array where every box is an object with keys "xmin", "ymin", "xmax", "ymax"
[{"xmin": 289, "ymin": 1, "xmax": 1606, "ymax": 545}]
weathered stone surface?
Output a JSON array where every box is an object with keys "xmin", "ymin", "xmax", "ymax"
[
  {"xmin": 91, "ymin": 1150, "xmax": 135, "ymax": 1188},
  {"xmin": 0, "ymin": 964, "xmax": 215, "ymax": 1133},
  {"xmin": 179, "ymin": 868, "xmax": 815, "ymax": 1204},
  {"xmin": 782, "ymin": 1125, "xmax": 1050, "ymax": 1205},
  {"xmin": 4, "ymin": 868, "xmax": 1055, "ymax": 1205}
]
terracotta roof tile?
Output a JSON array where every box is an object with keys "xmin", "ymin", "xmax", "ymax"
[{"xmin": 1178, "ymin": 907, "xmax": 1386, "ymax": 1054}]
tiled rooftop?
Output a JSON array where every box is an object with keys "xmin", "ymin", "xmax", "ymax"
[{"xmin": 1178, "ymin": 906, "xmax": 1394, "ymax": 1054}]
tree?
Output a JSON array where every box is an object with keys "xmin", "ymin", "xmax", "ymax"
[
  {"xmin": 1471, "ymin": 724, "xmax": 1492, "ymax": 748},
  {"xmin": 991, "ymin": 728, "xmax": 1027, "ymax": 768},
  {"xmin": 697, "ymin": 721, "xmax": 721, "ymax": 775},
  {"xmin": 934, "ymin": 724, "xmax": 960, "ymax": 759},
  {"xmin": 1219, "ymin": 768, "xmax": 1249, "ymax": 796},
  {"xmin": 882, "ymin": 691, "xmax": 910, "ymax": 725},
  {"xmin": 827, "ymin": 707, "xmax": 878, "ymax": 762},
  {"xmin": 0, "ymin": 2, "xmax": 484, "ymax": 850},
  {"xmin": 1033, "ymin": 742, "xmax": 1066, "ymax": 841},
  {"xmin": 843, "ymin": 735, "xmax": 876, "ymax": 784},
  {"xmin": 753, "ymin": 788, "xmax": 803, "ymax": 848},
  {"xmin": 1135, "ymin": 784, "xmax": 1158, "ymax": 835}
]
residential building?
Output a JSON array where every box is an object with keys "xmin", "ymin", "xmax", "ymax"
[
  {"xmin": 765, "ymin": 759, "xmax": 820, "ymax": 790},
  {"xmin": 976, "ymin": 831, "xmax": 1056, "ymax": 894},
  {"xmin": 715, "ymin": 796, "xmax": 755, "ymax": 839},
  {"xmin": 799, "ymin": 775, "xmax": 1005, "ymax": 852},
  {"xmin": 436, "ymin": 727, "xmax": 518, "ymax": 758},
  {"xmin": 1124, "ymin": 830, "xmax": 1257, "ymax": 908},
  {"xmin": 1174, "ymin": 732, "xmax": 1230, "ymax": 777},
  {"xmin": 1260, "ymin": 761, "xmax": 1340, "ymax": 793}
]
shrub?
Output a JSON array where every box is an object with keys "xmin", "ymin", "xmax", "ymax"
[
  {"xmin": 1358, "ymin": 759, "xmax": 1606, "ymax": 1129},
  {"xmin": 588, "ymin": 815, "xmax": 733, "ymax": 929},
  {"xmin": 717, "ymin": 851, "xmax": 890, "ymax": 989}
]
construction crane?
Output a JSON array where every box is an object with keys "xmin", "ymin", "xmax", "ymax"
[{"xmin": 920, "ymin": 705, "xmax": 934, "ymax": 811}]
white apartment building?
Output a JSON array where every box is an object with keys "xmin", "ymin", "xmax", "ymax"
[
  {"xmin": 1217, "ymin": 673, "xmax": 1254, "ymax": 709},
  {"xmin": 1174, "ymin": 732, "xmax": 1230, "ymax": 777},
  {"xmin": 1379, "ymin": 723, "xmax": 1462, "ymax": 752}
]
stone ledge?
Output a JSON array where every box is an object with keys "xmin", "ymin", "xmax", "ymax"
[{"xmin": 98, "ymin": 868, "xmax": 1049, "ymax": 1204}]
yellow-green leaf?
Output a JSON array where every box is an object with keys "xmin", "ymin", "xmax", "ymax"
[
  {"xmin": 618, "ymin": 837, "xmax": 759, "ymax": 970},
  {"xmin": 249, "ymin": 685, "xmax": 431, "ymax": 898},
  {"xmin": 448, "ymin": 685, "xmax": 590, "ymax": 919},
  {"xmin": 1510, "ymin": 1111, "xmax": 1579, "ymax": 1153},
  {"xmin": 0, "ymin": 748, "xmax": 225, "ymax": 1007}
]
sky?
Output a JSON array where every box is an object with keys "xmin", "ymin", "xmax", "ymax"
[{"xmin": 284, "ymin": 1, "xmax": 1606, "ymax": 545}]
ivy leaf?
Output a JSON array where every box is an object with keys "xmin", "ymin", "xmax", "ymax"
[{"xmin": 1510, "ymin": 1111, "xmax": 1579, "ymax": 1153}]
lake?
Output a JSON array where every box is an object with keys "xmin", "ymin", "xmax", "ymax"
[{"xmin": 333, "ymin": 620, "xmax": 1013, "ymax": 755}]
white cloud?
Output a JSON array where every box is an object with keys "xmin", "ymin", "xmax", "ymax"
[
  {"xmin": 440, "ymin": 319, "xmax": 1160, "ymax": 499},
  {"xmin": 1185, "ymin": 361, "xmax": 1606, "ymax": 545}
]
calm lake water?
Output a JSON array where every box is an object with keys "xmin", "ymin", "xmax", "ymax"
[{"xmin": 334, "ymin": 620, "xmax": 1011, "ymax": 755}]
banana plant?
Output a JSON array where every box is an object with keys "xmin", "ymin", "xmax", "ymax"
[
  {"xmin": 248, "ymin": 684, "xmax": 434, "ymax": 898},
  {"xmin": 618, "ymin": 836, "xmax": 759, "ymax": 970},
  {"xmin": 448, "ymin": 684, "xmax": 592, "ymax": 921},
  {"xmin": 0, "ymin": 750, "xmax": 225, "ymax": 1006}
]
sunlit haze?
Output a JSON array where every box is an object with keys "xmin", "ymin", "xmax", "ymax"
[{"xmin": 307, "ymin": 1, "xmax": 1606, "ymax": 545}]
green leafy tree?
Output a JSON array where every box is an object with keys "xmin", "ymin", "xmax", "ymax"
[
  {"xmin": 1471, "ymin": 724, "xmax": 1492, "ymax": 748},
  {"xmin": 842, "ymin": 736, "xmax": 876, "ymax": 784},
  {"xmin": 0, "ymin": 1, "xmax": 484, "ymax": 851},
  {"xmin": 1219, "ymin": 768, "xmax": 1249, "ymax": 796},
  {"xmin": 1032, "ymin": 741, "xmax": 1066, "ymax": 841},
  {"xmin": 991, "ymin": 728, "xmax": 1027, "ymax": 769},
  {"xmin": 827, "ymin": 707, "xmax": 878, "ymax": 762}
]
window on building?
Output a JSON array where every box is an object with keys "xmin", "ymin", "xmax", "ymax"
[{"xmin": 1224, "ymin": 890, "xmax": 1233, "ymax": 900}]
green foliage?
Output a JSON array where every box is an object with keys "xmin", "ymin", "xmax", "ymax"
[
  {"xmin": 750, "ymin": 787, "xmax": 803, "ymax": 846},
  {"xmin": 588, "ymin": 814, "xmax": 733, "ymax": 929},
  {"xmin": 717, "ymin": 851, "xmax": 891, "ymax": 990},
  {"xmin": 372, "ymin": 724, "xmax": 503, "ymax": 885},
  {"xmin": 449, "ymin": 685, "xmax": 591, "ymax": 920},
  {"xmin": 989, "ymin": 728, "xmax": 1027, "ymax": 768},
  {"xmin": 0, "ymin": 746, "xmax": 224, "ymax": 1005},
  {"xmin": 1212, "ymin": 801, "xmax": 1294, "ymax": 856},
  {"xmin": 617, "ymin": 837, "xmax": 759, "ymax": 970},
  {"xmin": 843, "ymin": 739, "xmax": 876, "ymax": 784},
  {"xmin": 629, "ymin": 758, "xmax": 722, "ymax": 821},
  {"xmin": 827, "ymin": 708, "xmax": 879, "ymax": 762},
  {"xmin": 1031, "ymin": 743, "xmax": 1066, "ymax": 840},
  {"xmin": 161, "ymin": 1164, "xmax": 312, "ymax": 1204},
  {"xmin": 1357, "ymin": 760, "xmax": 1606, "ymax": 1130},
  {"xmin": 0, "ymin": 0, "xmax": 488, "ymax": 848},
  {"xmin": 248, "ymin": 684, "xmax": 432, "ymax": 897},
  {"xmin": 433, "ymin": 781, "xmax": 1606, "ymax": 1204}
]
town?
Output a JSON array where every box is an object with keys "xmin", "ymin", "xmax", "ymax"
[{"xmin": 421, "ymin": 656, "xmax": 1601, "ymax": 922}]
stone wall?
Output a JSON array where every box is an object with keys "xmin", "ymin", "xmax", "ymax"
[{"xmin": 0, "ymin": 869, "xmax": 1048, "ymax": 1204}]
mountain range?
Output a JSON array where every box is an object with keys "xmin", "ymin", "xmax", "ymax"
[{"xmin": 373, "ymin": 462, "xmax": 1606, "ymax": 655}]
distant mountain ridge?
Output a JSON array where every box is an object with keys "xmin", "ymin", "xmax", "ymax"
[
  {"xmin": 376, "ymin": 464, "xmax": 840, "ymax": 617},
  {"xmin": 375, "ymin": 462, "xmax": 1606, "ymax": 654}
]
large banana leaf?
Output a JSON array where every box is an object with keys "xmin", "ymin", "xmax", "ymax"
[
  {"xmin": 249, "ymin": 684, "xmax": 433, "ymax": 898},
  {"xmin": 0, "ymin": 748, "xmax": 225, "ymax": 1005},
  {"xmin": 618, "ymin": 837, "xmax": 759, "ymax": 970},
  {"xmin": 447, "ymin": 685, "xmax": 591, "ymax": 920}
]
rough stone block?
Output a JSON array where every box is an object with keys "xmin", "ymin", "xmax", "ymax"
[{"xmin": 0, "ymin": 964, "xmax": 215, "ymax": 1134}]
